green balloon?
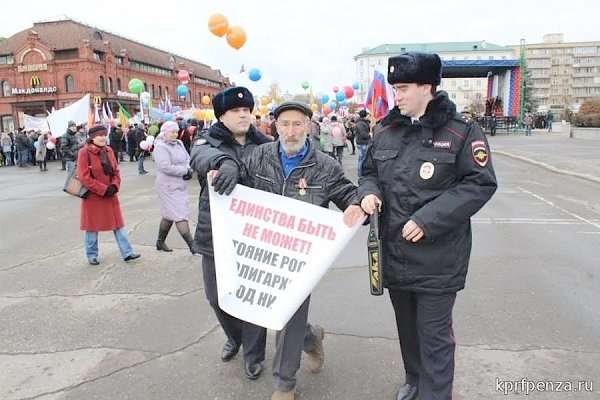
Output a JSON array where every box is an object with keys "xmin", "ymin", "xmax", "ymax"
[
  {"xmin": 301, "ymin": 81, "xmax": 309, "ymax": 90},
  {"xmin": 128, "ymin": 78, "xmax": 144, "ymax": 94}
]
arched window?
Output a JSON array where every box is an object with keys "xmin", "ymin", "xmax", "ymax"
[
  {"xmin": 64, "ymin": 75, "xmax": 75, "ymax": 93},
  {"xmin": 98, "ymin": 76, "xmax": 105, "ymax": 92},
  {"xmin": 108, "ymin": 77, "xmax": 113, "ymax": 93},
  {"xmin": 117, "ymin": 78, "xmax": 122, "ymax": 91},
  {"xmin": 158, "ymin": 86, "xmax": 162, "ymax": 98},
  {"xmin": 1, "ymin": 80, "xmax": 10, "ymax": 97},
  {"xmin": 144, "ymin": 83, "xmax": 148, "ymax": 92},
  {"xmin": 151, "ymin": 84, "xmax": 155, "ymax": 98}
]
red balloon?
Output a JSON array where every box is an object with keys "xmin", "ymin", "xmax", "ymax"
[
  {"xmin": 332, "ymin": 86, "xmax": 339, "ymax": 93},
  {"xmin": 323, "ymin": 106, "xmax": 331, "ymax": 116},
  {"xmin": 177, "ymin": 70, "xmax": 190, "ymax": 84},
  {"xmin": 48, "ymin": 135, "xmax": 57, "ymax": 144},
  {"xmin": 343, "ymin": 86, "xmax": 354, "ymax": 99}
]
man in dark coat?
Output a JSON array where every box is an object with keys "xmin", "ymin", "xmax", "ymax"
[
  {"xmin": 190, "ymin": 87, "xmax": 271, "ymax": 381},
  {"xmin": 354, "ymin": 109, "xmax": 371, "ymax": 177},
  {"xmin": 358, "ymin": 52, "xmax": 497, "ymax": 400},
  {"xmin": 59, "ymin": 120, "xmax": 81, "ymax": 175},
  {"xmin": 109, "ymin": 122, "xmax": 125, "ymax": 162}
]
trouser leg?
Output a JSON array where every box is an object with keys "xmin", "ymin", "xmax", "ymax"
[
  {"xmin": 389, "ymin": 289, "xmax": 421, "ymax": 387},
  {"xmin": 84, "ymin": 231, "xmax": 99, "ymax": 261}
]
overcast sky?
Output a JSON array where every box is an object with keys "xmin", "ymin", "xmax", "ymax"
[{"xmin": 2, "ymin": 0, "xmax": 598, "ymax": 98}]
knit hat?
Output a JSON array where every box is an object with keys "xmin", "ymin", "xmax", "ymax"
[
  {"xmin": 387, "ymin": 52, "xmax": 442, "ymax": 86},
  {"xmin": 88, "ymin": 125, "xmax": 108, "ymax": 138},
  {"xmin": 68, "ymin": 120, "xmax": 77, "ymax": 128},
  {"xmin": 160, "ymin": 120, "xmax": 180, "ymax": 134},
  {"xmin": 212, "ymin": 87, "xmax": 255, "ymax": 119}
]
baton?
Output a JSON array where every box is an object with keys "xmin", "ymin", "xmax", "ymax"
[{"xmin": 367, "ymin": 210, "xmax": 384, "ymax": 295}]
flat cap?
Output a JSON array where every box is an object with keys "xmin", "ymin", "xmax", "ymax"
[{"xmin": 273, "ymin": 101, "xmax": 313, "ymax": 119}]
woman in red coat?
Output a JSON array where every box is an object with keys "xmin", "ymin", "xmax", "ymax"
[{"xmin": 77, "ymin": 125, "xmax": 140, "ymax": 265}]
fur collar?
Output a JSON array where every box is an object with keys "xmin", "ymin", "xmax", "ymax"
[{"xmin": 380, "ymin": 91, "xmax": 456, "ymax": 130}]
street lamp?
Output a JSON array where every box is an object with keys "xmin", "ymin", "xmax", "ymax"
[{"xmin": 518, "ymin": 38, "xmax": 525, "ymax": 132}]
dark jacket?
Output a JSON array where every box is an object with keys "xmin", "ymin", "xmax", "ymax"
[
  {"xmin": 109, "ymin": 127, "xmax": 124, "ymax": 152},
  {"xmin": 59, "ymin": 129, "xmax": 80, "ymax": 161},
  {"xmin": 242, "ymin": 139, "xmax": 359, "ymax": 209},
  {"xmin": 190, "ymin": 122, "xmax": 271, "ymax": 257},
  {"xmin": 354, "ymin": 118, "xmax": 371, "ymax": 145},
  {"xmin": 358, "ymin": 91, "xmax": 497, "ymax": 293}
]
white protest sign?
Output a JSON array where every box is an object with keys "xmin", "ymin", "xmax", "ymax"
[{"xmin": 210, "ymin": 183, "xmax": 363, "ymax": 331}]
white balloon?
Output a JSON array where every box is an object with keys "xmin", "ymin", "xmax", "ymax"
[
  {"xmin": 46, "ymin": 141, "xmax": 56, "ymax": 150},
  {"xmin": 146, "ymin": 135, "xmax": 155, "ymax": 144}
]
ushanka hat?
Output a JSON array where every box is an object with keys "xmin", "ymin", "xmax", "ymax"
[
  {"xmin": 387, "ymin": 52, "xmax": 442, "ymax": 86},
  {"xmin": 212, "ymin": 86, "xmax": 255, "ymax": 119}
]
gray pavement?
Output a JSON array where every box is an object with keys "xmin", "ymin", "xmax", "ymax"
[{"xmin": 1, "ymin": 134, "xmax": 599, "ymax": 400}]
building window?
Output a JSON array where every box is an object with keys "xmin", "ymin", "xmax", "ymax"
[
  {"xmin": 501, "ymin": 56, "xmax": 506, "ymax": 60},
  {"xmin": 159, "ymin": 86, "xmax": 162, "ymax": 98},
  {"xmin": 1, "ymin": 115, "xmax": 14, "ymax": 131},
  {"xmin": 117, "ymin": 78, "xmax": 122, "ymax": 91},
  {"xmin": 108, "ymin": 77, "xmax": 113, "ymax": 93},
  {"xmin": 1, "ymin": 80, "xmax": 10, "ymax": 97},
  {"xmin": 489, "ymin": 56, "xmax": 494, "ymax": 60},
  {"xmin": 93, "ymin": 52, "xmax": 102, "ymax": 61},
  {"xmin": 463, "ymin": 80, "xmax": 469, "ymax": 87},
  {"xmin": 464, "ymin": 92, "xmax": 469, "ymax": 99},
  {"xmin": 451, "ymin": 93, "xmax": 456, "ymax": 99},
  {"xmin": 151, "ymin": 84, "xmax": 155, "ymax": 98},
  {"xmin": 99, "ymin": 76, "xmax": 105, "ymax": 92},
  {"xmin": 0, "ymin": 55, "xmax": 14, "ymax": 64},
  {"xmin": 116, "ymin": 57, "xmax": 123, "ymax": 65},
  {"xmin": 64, "ymin": 75, "xmax": 75, "ymax": 93}
]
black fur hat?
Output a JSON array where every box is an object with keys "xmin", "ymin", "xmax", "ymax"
[
  {"xmin": 387, "ymin": 52, "xmax": 442, "ymax": 86},
  {"xmin": 212, "ymin": 86, "xmax": 255, "ymax": 119}
]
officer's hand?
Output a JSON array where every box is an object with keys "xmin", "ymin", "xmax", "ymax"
[
  {"xmin": 343, "ymin": 205, "xmax": 367, "ymax": 227},
  {"xmin": 360, "ymin": 194, "xmax": 382, "ymax": 215},
  {"xmin": 402, "ymin": 219, "xmax": 424, "ymax": 242},
  {"xmin": 212, "ymin": 160, "xmax": 239, "ymax": 195}
]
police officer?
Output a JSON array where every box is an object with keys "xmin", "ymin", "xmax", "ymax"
[
  {"xmin": 190, "ymin": 87, "xmax": 271, "ymax": 380},
  {"xmin": 358, "ymin": 52, "xmax": 497, "ymax": 400}
]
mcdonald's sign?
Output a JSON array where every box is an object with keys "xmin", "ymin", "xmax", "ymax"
[
  {"xmin": 93, "ymin": 96, "xmax": 102, "ymax": 104},
  {"xmin": 30, "ymin": 75, "xmax": 41, "ymax": 87}
]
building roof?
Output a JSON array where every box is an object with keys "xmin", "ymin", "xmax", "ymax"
[
  {"xmin": 0, "ymin": 18, "xmax": 225, "ymax": 83},
  {"xmin": 358, "ymin": 41, "xmax": 510, "ymax": 57}
]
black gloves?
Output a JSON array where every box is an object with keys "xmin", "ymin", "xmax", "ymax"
[
  {"xmin": 104, "ymin": 184, "xmax": 118, "ymax": 197},
  {"xmin": 212, "ymin": 159, "xmax": 239, "ymax": 195},
  {"xmin": 183, "ymin": 168, "xmax": 193, "ymax": 181}
]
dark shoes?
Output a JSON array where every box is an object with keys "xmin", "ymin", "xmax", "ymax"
[
  {"xmin": 124, "ymin": 253, "xmax": 141, "ymax": 262},
  {"xmin": 88, "ymin": 258, "xmax": 99, "ymax": 265},
  {"xmin": 244, "ymin": 362, "xmax": 263, "ymax": 380},
  {"xmin": 156, "ymin": 241, "xmax": 173, "ymax": 252},
  {"xmin": 139, "ymin": 170, "xmax": 148, "ymax": 174},
  {"xmin": 221, "ymin": 340, "xmax": 240, "ymax": 362},
  {"xmin": 396, "ymin": 383, "xmax": 418, "ymax": 400}
]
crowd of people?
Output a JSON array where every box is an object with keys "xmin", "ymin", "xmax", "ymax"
[{"xmin": 3, "ymin": 51, "xmax": 498, "ymax": 400}]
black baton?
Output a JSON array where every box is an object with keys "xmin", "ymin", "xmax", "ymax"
[{"xmin": 367, "ymin": 210, "xmax": 383, "ymax": 295}]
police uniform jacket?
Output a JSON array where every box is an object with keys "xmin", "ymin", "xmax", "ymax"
[
  {"xmin": 190, "ymin": 122, "xmax": 271, "ymax": 257},
  {"xmin": 242, "ymin": 139, "xmax": 359, "ymax": 209},
  {"xmin": 358, "ymin": 92, "xmax": 497, "ymax": 293}
]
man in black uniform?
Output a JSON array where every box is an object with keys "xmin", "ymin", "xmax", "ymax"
[
  {"xmin": 190, "ymin": 86, "xmax": 271, "ymax": 380},
  {"xmin": 358, "ymin": 52, "xmax": 497, "ymax": 400}
]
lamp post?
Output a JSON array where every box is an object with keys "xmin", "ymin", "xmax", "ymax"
[{"xmin": 518, "ymin": 38, "xmax": 525, "ymax": 132}]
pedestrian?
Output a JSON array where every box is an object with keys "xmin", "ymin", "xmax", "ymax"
[
  {"xmin": 35, "ymin": 132, "xmax": 48, "ymax": 171},
  {"xmin": 329, "ymin": 115, "xmax": 347, "ymax": 166},
  {"xmin": 358, "ymin": 52, "xmax": 498, "ymax": 400},
  {"xmin": 77, "ymin": 125, "xmax": 141, "ymax": 266},
  {"xmin": 134, "ymin": 123, "xmax": 148, "ymax": 174},
  {"xmin": 547, "ymin": 110, "xmax": 554, "ymax": 132},
  {"xmin": 59, "ymin": 121, "xmax": 80, "ymax": 175},
  {"xmin": 109, "ymin": 122, "xmax": 125, "ymax": 162},
  {"xmin": 190, "ymin": 86, "xmax": 271, "ymax": 380},
  {"xmin": 522, "ymin": 111, "xmax": 534, "ymax": 136},
  {"xmin": 354, "ymin": 109, "xmax": 371, "ymax": 177},
  {"xmin": 241, "ymin": 101, "xmax": 366, "ymax": 400},
  {"xmin": 153, "ymin": 121, "xmax": 199, "ymax": 254},
  {"xmin": 489, "ymin": 115, "xmax": 497, "ymax": 136},
  {"xmin": 1, "ymin": 132, "xmax": 14, "ymax": 166}
]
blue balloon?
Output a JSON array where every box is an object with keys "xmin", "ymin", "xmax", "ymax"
[
  {"xmin": 329, "ymin": 101, "xmax": 337, "ymax": 110},
  {"xmin": 352, "ymin": 82, "xmax": 359, "ymax": 90},
  {"xmin": 321, "ymin": 95, "xmax": 329, "ymax": 104},
  {"xmin": 248, "ymin": 68, "xmax": 262, "ymax": 82},
  {"xmin": 164, "ymin": 112, "xmax": 173, "ymax": 121},
  {"xmin": 342, "ymin": 100, "xmax": 348, "ymax": 106},
  {"xmin": 336, "ymin": 92, "xmax": 346, "ymax": 102},
  {"xmin": 176, "ymin": 84, "xmax": 188, "ymax": 97}
]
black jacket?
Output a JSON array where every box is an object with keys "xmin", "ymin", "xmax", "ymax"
[
  {"xmin": 190, "ymin": 122, "xmax": 271, "ymax": 257},
  {"xmin": 358, "ymin": 92, "xmax": 497, "ymax": 293},
  {"xmin": 242, "ymin": 139, "xmax": 359, "ymax": 209},
  {"xmin": 354, "ymin": 118, "xmax": 371, "ymax": 145},
  {"xmin": 59, "ymin": 130, "xmax": 80, "ymax": 161}
]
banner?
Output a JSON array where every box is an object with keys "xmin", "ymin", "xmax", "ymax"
[
  {"xmin": 210, "ymin": 183, "xmax": 364, "ymax": 330},
  {"xmin": 46, "ymin": 94, "xmax": 90, "ymax": 136},
  {"xmin": 23, "ymin": 114, "xmax": 50, "ymax": 132}
]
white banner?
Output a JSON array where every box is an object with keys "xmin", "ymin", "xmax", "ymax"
[
  {"xmin": 46, "ymin": 94, "xmax": 90, "ymax": 136},
  {"xmin": 23, "ymin": 114, "xmax": 50, "ymax": 132},
  {"xmin": 210, "ymin": 183, "xmax": 364, "ymax": 331}
]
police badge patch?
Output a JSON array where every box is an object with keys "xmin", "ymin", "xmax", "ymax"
[{"xmin": 471, "ymin": 140, "xmax": 489, "ymax": 167}]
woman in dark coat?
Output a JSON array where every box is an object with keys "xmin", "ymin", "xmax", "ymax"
[{"xmin": 77, "ymin": 125, "xmax": 140, "ymax": 265}]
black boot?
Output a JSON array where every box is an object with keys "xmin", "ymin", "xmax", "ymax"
[
  {"xmin": 156, "ymin": 225, "xmax": 173, "ymax": 252},
  {"xmin": 181, "ymin": 232, "xmax": 200, "ymax": 255}
]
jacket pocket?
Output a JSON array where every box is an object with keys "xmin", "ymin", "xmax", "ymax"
[{"xmin": 414, "ymin": 150, "xmax": 456, "ymax": 189}]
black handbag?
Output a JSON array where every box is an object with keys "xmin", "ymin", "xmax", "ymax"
[{"xmin": 63, "ymin": 150, "xmax": 91, "ymax": 199}]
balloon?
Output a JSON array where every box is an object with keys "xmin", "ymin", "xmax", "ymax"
[
  {"xmin": 301, "ymin": 81, "xmax": 310, "ymax": 90},
  {"xmin": 177, "ymin": 70, "xmax": 190, "ymax": 84},
  {"xmin": 248, "ymin": 68, "xmax": 262, "ymax": 82},
  {"xmin": 140, "ymin": 91, "xmax": 151, "ymax": 107},
  {"xmin": 205, "ymin": 109, "xmax": 215, "ymax": 120},
  {"xmin": 208, "ymin": 13, "xmax": 229, "ymax": 37},
  {"xmin": 321, "ymin": 95, "xmax": 329, "ymax": 104},
  {"xmin": 139, "ymin": 140, "xmax": 149, "ymax": 151},
  {"xmin": 343, "ymin": 86, "xmax": 354, "ymax": 99},
  {"xmin": 332, "ymin": 86, "xmax": 339, "ymax": 93},
  {"xmin": 46, "ymin": 141, "xmax": 55, "ymax": 150},
  {"xmin": 323, "ymin": 107, "xmax": 331, "ymax": 116},
  {"xmin": 260, "ymin": 97, "xmax": 269, "ymax": 106},
  {"xmin": 193, "ymin": 109, "xmax": 206, "ymax": 120},
  {"xmin": 176, "ymin": 84, "xmax": 188, "ymax": 97},
  {"xmin": 329, "ymin": 101, "xmax": 337, "ymax": 110},
  {"xmin": 48, "ymin": 135, "xmax": 57, "ymax": 144},
  {"xmin": 164, "ymin": 112, "xmax": 173, "ymax": 121},
  {"xmin": 146, "ymin": 135, "xmax": 155, "ymax": 144},
  {"xmin": 352, "ymin": 82, "xmax": 360, "ymax": 90},
  {"xmin": 310, "ymin": 103, "xmax": 318, "ymax": 112},
  {"xmin": 201, "ymin": 95, "xmax": 211, "ymax": 105},
  {"xmin": 34, "ymin": 141, "xmax": 39, "ymax": 149},
  {"xmin": 335, "ymin": 92, "xmax": 346, "ymax": 102},
  {"xmin": 128, "ymin": 78, "xmax": 143, "ymax": 94},
  {"xmin": 260, "ymin": 105, "xmax": 268, "ymax": 114},
  {"xmin": 226, "ymin": 26, "xmax": 246, "ymax": 50},
  {"xmin": 108, "ymin": 119, "xmax": 115, "ymax": 127}
]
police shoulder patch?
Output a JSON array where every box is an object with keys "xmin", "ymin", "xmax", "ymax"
[
  {"xmin": 471, "ymin": 140, "xmax": 489, "ymax": 167},
  {"xmin": 194, "ymin": 138, "xmax": 207, "ymax": 146}
]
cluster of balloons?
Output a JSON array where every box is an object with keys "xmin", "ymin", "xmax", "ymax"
[
  {"xmin": 139, "ymin": 135, "xmax": 155, "ymax": 151},
  {"xmin": 208, "ymin": 13, "xmax": 246, "ymax": 50},
  {"xmin": 192, "ymin": 108, "xmax": 215, "ymax": 120}
]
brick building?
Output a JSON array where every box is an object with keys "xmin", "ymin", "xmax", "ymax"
[{"xmin": 0, "ymin": 17, "xmax": 231, "ymax": 131}]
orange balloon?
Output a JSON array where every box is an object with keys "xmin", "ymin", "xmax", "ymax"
[
  {"xmin": 201, "ymin": 95, "xmax": 211, "ymax": 105},
  {"xmin": 226, "ymin": 26, "xmax": 246, "ymax": 50},
  {"xmin": 208, "ymin": 14, "xmax": 229, "ymax": 37},
  {"xmin": 193, "ymin": 109, "xmax": 206, "ymax": 120},
  {"xmin": 260, "ymin": 105, "xmax": 268, "ymax": 115},
  {"xmin": 260, "ymin": 97, "xmax": 269, "ymax": 106},
  {"xmin": 311, "ymin": 103, "xmax": 318, "ymax": 112}
]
